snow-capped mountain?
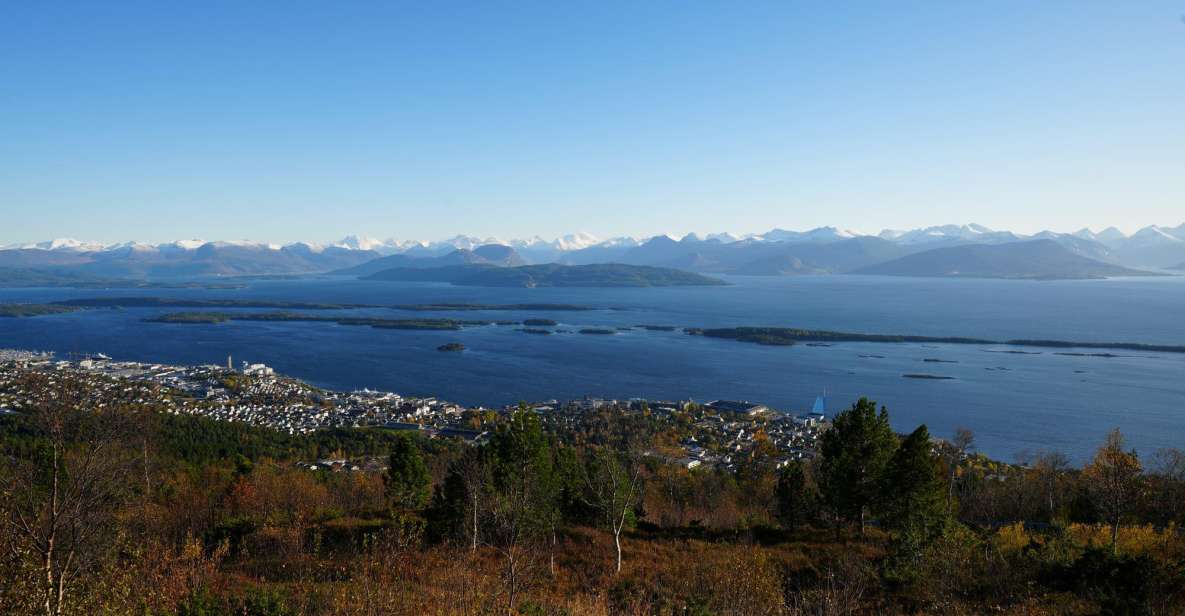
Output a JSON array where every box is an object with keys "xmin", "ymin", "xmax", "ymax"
[
  {"xmin": 4, "ymin": 222, "xmax": 1184, "ymax": 278},
  {"xmin": 548, "ymin": 232, "xmax": 602, "ymax": 251},
  {"xmin": 761, "ymin": 227, "xmax": 862, "ymax": 243},
  {"xmin": 878, "ymin": 224, "xmax": 1017, "ymax": 245},
  {"xmin": 0, "ymin": 238, "xmax": 110, "ymax": 252}
]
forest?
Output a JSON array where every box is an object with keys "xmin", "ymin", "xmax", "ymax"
[{"xmin": 2, "ymin": 372, "xmax": 1184, "ymax": 615}]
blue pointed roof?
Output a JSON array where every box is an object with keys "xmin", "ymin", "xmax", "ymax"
[{"xmin": 811, "ymin": 395, "xmax": 826, "ymax": 414}]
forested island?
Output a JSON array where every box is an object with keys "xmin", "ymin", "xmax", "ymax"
[
  {"xmin": 50, "ymin": 297, "xmax": 596, "ymax": 312},
  {"xmin": 687, "ymin": 326, "xmax": 1185, "ymax": 354},
  {"xmin": 145, "ymin": 311, "xmax": 510, "ymax": 330},
  {"xmin": 393, "ymin": 303, "xmax": 591, "ymax": 312},
  {"xmin": 56, "ymin": 297, "xmax": 374, "ymax": 309},
  {"xmin": 0, "ymin": 303, "xmax": 81, "ymax": 318}
]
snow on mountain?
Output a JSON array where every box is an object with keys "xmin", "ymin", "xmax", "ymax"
[
  {"xmin": 335, "ymin": 235, "xmax": 390, "ymax": 252},
  {"xmin": 877, "ymin": 224, "xmax": 1019, "ymax": 245},
  {"xmin": 551, "ymin": 232, "xmax": 601, "ymax": 251},
  {"xmin": 760, "ymin": 227, "xmax": 862, "ymax": 243},
  {"xmin": 706, "ymin": 232, "xmax": 742, "ymax": 243},
  {"xmin": 5, "ymin": 223, "xmax": 1182, "ymax": 263},
  {"xmin": 284, "ymin": 242, "xmax": 327, "ymax": 253},
  {"xmin": 14, "ymin": 238, "xmax": 109, "ymax": 252}
]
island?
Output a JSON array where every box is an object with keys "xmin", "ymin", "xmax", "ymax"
[
  {"xmin": 56, "ymin": 297, "xmax": 596, "ymax": 312},
  {"xmin": 363, "ymin": 263, "xmax": 728, "ymax": 288},
  {"xmin": 579, "ymin": 328, "xmax": 616, "ymax": 335},
  {"xmin": 0, "ymin": 304, "xmax": 81, "ymax": 318},
  {"xmin": 144, "ymin": 311, "xmax": 498, "ymax": 331},
  {"xmin": 57, "ymin": 297, "xmax": 372, "ymax": 310},
  {"xmin": 685, "ymin": 326, "xmax": 1185, "ymax": 354},
  {"xmin": 436, "ymin": 343, "xmax": 465, "ymax": 352},
  {"xmin": 143, "ymin": 312, "xmax": 231, "ymax": 324},
  {"xmin": 393, "ymin": 304, "xmax": 590, "ymax": 312},
  {"xmin": 523, "ymin": 318, "xmax": 558, "ymax": 326}
]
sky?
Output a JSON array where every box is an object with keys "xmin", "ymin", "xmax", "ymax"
[{"xmin": 2, "ymin": 1, "xmax": 1183, "ymax": 245}]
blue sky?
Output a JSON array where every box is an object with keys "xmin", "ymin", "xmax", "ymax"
[{"xmin": 2, "ymin": 1, "xmax": 1182, "ymax": 244}]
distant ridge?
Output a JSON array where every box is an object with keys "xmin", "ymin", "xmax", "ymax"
[
  {"xmin": 853, "ymin": 239, "xmax": 1155, "ymax": 280},
  {"xmin": 4, "ymin": 222, "xmax": 1185, "ymax": 282},
  {"xmin": 331, "ymin": 244, "xmax": 526, "ymax": 276},
  {"xmin": 363, "ymin": 263, "xmax": 728, "ymax": 287}
]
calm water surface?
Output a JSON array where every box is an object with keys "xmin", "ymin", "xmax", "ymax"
[{"xmin": 2, "ymin": 275, "xmax": 1183, "ymax": 462}]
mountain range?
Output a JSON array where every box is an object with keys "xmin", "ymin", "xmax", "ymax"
[
  {"xmin": 853, "ymin": 240, "xmax": 1151, "ymax": 280},
  {"xmin": 2, "ymin": 222, "xmax": 1183, "ymax": 282}
]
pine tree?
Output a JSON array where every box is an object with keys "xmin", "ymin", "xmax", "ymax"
[
  {"xmin": 880, "ymin": 424, "xmax": 948, "ymax": 572},
  {"xmin": 487, "ymin": 409, "xmax": 559, "ymax": 610},
  {"xmin": 886, "ymin": 426, "xmax": 947, "ymax": 530},
  {"xmin": 818, "ymin": 397, "xmax": 897, "ymax": 536},
  {"xmin": 385, "ymin": 435, "xmax": 431, "ymax": 512},
  {"xmin": 776, "ymin": 460, "xmax": 813, "ymax": 531}
]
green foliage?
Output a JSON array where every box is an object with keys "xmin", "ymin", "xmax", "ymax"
[
  {"xmin": 155, "ymin": 414, "xmax": 426, "ymax": 465},
  {"xmin": 880, "ymin": 425, "xmax": 949, "ymax": 582},
  {"xmin": 880, "ymin": 426, "xmax": 948, "ymax": 533},
  {"xmin": 489, "ymin": 408, "xmax": 560, "ymax": 539},
  {"xmin": 776, "ymin": 460, "xmax": 814, "ymax": 531},
  {"xmin": 819, "ymin": 397, "xmax": 897, "ymax": 533},
  {"xmin": 385, "ymin": 435, "xmax": 431, "ymax": 511},
  {"xmin": 0, "ymin": 303, "xmax": 80, "ymax": 317},
  {"xmin": 1040, "ymin": 546, "xmax": 1171, "ymax": 615}
]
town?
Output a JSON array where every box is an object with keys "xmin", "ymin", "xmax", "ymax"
[{"xmin": 0, "ymin": 349, "xmax": 831, "ymax": 472}]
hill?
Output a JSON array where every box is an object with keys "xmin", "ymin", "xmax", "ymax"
[
  {"xmin": 852, "ymin": 239, "xmax": 1155, "ymax": 280},
  {"xmin": 0, "ymin": 242, "xmax": 380, "ymax": 278},
  {"xmin": 560, "ymin": 235, "xmax": 913, "ymax": 275},
  {"xmin": 332, "ymin": 244, "xmax": 526, "ymax": 276},
  {"xmin": 363, "ymin": 263, "xmax": 727, "ymax": 287}
]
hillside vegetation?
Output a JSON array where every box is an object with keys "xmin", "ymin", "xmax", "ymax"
[{"xmin": 3, "ymin": 373, "xmax": 1185, "ymax": 614}]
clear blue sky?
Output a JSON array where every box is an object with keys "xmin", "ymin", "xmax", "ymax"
[{"xmin": 2, "ymin": 1, "xmax": 1182, "ymax": 244}]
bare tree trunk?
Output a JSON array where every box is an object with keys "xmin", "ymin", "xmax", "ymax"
[
  {"xmin": 614, "ymin": 529, "xmax": 623, "ymax": 574},
  {"xmin": 471, "ymin": 493, "xmax": 478, "ymax": 553},
  {"xmin": 44, "ymin": 443, "xmax": 60, "ymax": 616}
]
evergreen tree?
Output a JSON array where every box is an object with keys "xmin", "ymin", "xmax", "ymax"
[
  {"xmin": 818, "ymin": 397, "xmax": 897, "ymax": 536},
  {"xmin": 776, "ymin": 460, "xmax": 813, "ymax": 531},
  {"xmin": 880, "ymin": 424, "xmax": 948, "ymax": 574},
  {"xmin": 427, "ymin": 446, "xmax": 489, "ymax": 546},
  {"xmin": 385, "ymin": 435, "xmax": 431, "ymax": 512},
  {"xmin": 488, "ymin": 409, "xmax": 559, "ymax": 609}
]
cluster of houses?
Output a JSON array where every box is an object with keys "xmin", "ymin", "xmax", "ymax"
[{"xmin": 0, "ymin": 350, "xmax": 835, "ymax": 471}]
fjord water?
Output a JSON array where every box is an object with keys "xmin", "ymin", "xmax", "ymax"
[{"xmin": 2, "ymin": 275, "xmax": 1183, "ymax": 462}]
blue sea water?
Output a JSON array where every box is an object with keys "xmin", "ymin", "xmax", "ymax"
[{"xmin": 2, "ymin": 275, "xmax": 1183, "ymax": 463}]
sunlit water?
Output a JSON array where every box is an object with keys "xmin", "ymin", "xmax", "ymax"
[{"xmin": 3, "ymin": 275, "xmax": 1183, "ymax": 463}]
